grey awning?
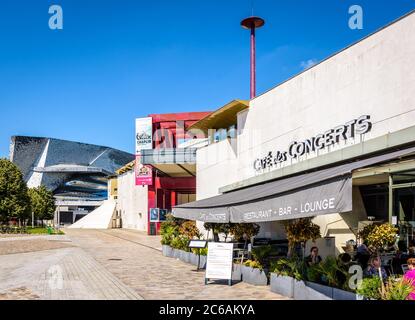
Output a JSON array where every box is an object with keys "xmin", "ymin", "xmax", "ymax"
[{"xmin": 172, "ymin": 146, "xmax": 415, "ymax": 222}]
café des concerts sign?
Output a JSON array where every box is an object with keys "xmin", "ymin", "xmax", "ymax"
[{"xmin": 254, "ymin": 115, "xmax": 372, "ymax": 172}]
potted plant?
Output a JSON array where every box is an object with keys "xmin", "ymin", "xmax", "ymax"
[
  {"xmin": 284, "ymin": 218, "xmax": 321, "ymax": 258},
  {"xmin": 241, "ymin": 259, "xmax": 268, "ymax": 286},
  {"xmin": 270, "ymin": 256, "xmax": 305, "ymax": 298}
]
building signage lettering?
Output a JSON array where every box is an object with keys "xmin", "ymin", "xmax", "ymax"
[
  {"xmin": 242, "ymin": 197, "xmax": 336, "ymax": 221},
  {"xmin": 254, "ymin": 115, "xmax": 372, "ymax": 171}
]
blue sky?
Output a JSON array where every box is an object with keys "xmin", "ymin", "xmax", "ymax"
[{"xmin": 0, "ymin": 0, "xmax": 414, "ymax": 157}]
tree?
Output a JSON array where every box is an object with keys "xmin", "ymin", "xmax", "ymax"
[
  {"xmin": 179, "ymin": 220, "xmax": 201, "ymax": 239},
  {"xmin": 28, "ymin": 186, "xmax": 56, "ymax": 224},
  {"xmin": 0, "ymin": 158, "xmax": 31, "ymax": 223},
  {"xmin": 284, "ymin": 218, "xmax": 321, "ymax": 257},
  {"xmin": 229, "ymin": 223, "xmax": 260, "ymax": 242}
]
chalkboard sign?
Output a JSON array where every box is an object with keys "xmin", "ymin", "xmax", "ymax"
[{"xmin": 188, "ymin": 240, "xmax": 207, "ymax": 249}]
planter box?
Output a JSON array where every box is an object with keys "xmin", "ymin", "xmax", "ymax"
[
  {"xmin": 305, "ymin": 281, "xmax": 333, "ymax": 299},
  {"xmin": 332, "ymin": 288, "xmax": 357, "ymax": 300},
  {"xmin": 241, "ymin": 265, "xmax": 268, "ymax": 286},
  {"xmin": 268, "ymin": 271, "xmax": 358, "ymax": 300},
  {"xmin": 232, "ymin": 264, "xmax": 242, "ymax": 282},
  {"xmin": 162, "ymin": 245, "xmax": 173, "ymax": 257},
  {"xmin": 189, "ymin": 253, "xmax": 207, "ymax": 269},
  {"xmin": 293, "ymin": 280, "xmax": 332, "ymax": 300},
  {"xmin": 172, "ymin": 248, "xmax": 180, "ymax": 259},
  {"xmin": 162, "ymin": 246, "xmax": 207, "ymax": 269},
  {"xmin": 179, "ymin": 250, "xmax": 191, "ymax": 264},
  {"xmin": 270, "ymin": 273, "xmax": 294, "ymax": 298}
]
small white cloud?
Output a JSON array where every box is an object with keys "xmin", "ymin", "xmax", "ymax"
[{"xmin": 300, "ymin": 59, "xmax": 318, "ymax": 70}]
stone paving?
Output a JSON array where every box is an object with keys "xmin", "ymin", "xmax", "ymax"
[
  {"xmin": 66, "ymin": 229, "xmax": 289, "ymax": 300},
  {"xmin": 0, "ymin": 229, "xmax": 289, "ymax": 300},
  {"xmin": 0, "ymin": 237, "xmax": 142, "ymax": 300}
]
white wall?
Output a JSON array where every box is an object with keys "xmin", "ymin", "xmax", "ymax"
[
  {"xmin": 237, "ymin": 12, "xmax": 415, "ymax": 180},
  {"xmin": 116, "ymin": 170, "xmax": 148, "ymax": 231},
  {"xmin": 197, "ymin": 13, "xmax": 415, "ymax": 197},
  {"xmin": 194, "ymin": 12, "xmax": 415, "ymax": 249}
]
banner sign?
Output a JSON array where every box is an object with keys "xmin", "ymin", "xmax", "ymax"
[
  {"xmin": 135, "ymin": 117, "xmax": 153, "ymax": 154},
  {"xmin": 205, "ymin": 242, "xmax": 233, "ymax": 285},
  {"xmin": 150, "ymin": 208, "xmax": 159, "ymax": 222},
  {"xmin": 229, "ymin": 176, "xmax": 352, "ymax": 223},
  {"xmin": 159, "ymin": 209, "xmax": 168, "ymax": 221},
  {"xmin": 135, "ymin": 155, "xmax": 153, "ymax": 186}
]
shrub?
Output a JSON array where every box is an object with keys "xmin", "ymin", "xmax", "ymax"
[
  {"xmin": 244, "ymin": 259, "xmax": 262, "ymax": 270},
  {"xmin": 356, "ymin": 277, "xmax": 382, "ymax": 300},
  {"xmin": 251, "ymin": 245, "xmax": 273, "ymax": 268},
  {"xmin": 229, "ymin": 223, "xmax": 260, "ymax": 242},
  {"xmin": 191, "ymin": 247, "xmax": 208, "ymax": 256},
  {"xmin": 380, "ymin": 277, "xmax": 414, "ymax": 300},
  {"xmin": 179, "ymin": 220, "xmax": 201, "ymax": 239},
  {"xmin": 313, "ymin": 256, "xmax": 347, "ymax": 288},
  {"xmin": 284, "ymin": 218, "xmax": 321, "ymax": 257},
  {"xmin": 271, "ymin": 256, "xmax": 306, "ymax": 281},
  {"xmin": 366, "ymin": 223, "xmax": 398, "ymax": 251},
  {"xmin": 358, "ymin": 224, "xmax": 376, "ymax": 243},
  {"xmin": 170, "ymin": 235, "xmax": 190, "ymax": 252}
]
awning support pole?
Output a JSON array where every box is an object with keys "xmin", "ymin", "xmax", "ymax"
[{"xmin": 388, "ymin": 174, "xmax": 393, "ymax": 224}]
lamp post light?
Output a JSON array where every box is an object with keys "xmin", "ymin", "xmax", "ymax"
[{"xmin": 241, "ymin": 16, "xmax": 265, "ymax": 99}]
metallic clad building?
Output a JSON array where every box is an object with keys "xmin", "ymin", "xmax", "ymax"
[{"xmin": 10, "ymin": 136, "xmax": 134, "ymax": 223}]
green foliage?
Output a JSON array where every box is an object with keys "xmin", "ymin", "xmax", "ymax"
[
  {"xmin": 160, "ymin": 214, "xmax": 182, "ymax": 245},
  {"xmin": 313, "ymin": 256, "xmax": 347, "ymax": 288},
  {"xmin": 366, "ymin": 223, "xmax": 398, "ymax": 250},
  {"xmin": 251, "ymin": 245, "xmax": 273, "ymax": 267},
  {"xmin": 160, "ymin": 224, "xmax": 179, "ymax": 245},
  {"xmin": 0, "ymin": 159, "xmax": 31, "ymax": 222},
  {"xmin": 26, "ymin": 227, "xmax": 65, "ymax": 235},
  {"xmin": 229, "ymin": 223, "xmax": 260, "ymax": 242},
  {"xmin": 28, "ymin": 186, "xmax": 55, "ymax": 221},
  {"xmin": 170, "ymin": 235, "xmax": 190, "ymax": 252},
  {"xmin": 356, "ymin": 277, "xmax": 382, "ymax": 300},
  {"xmin": 284, "ymin": 218, "xmax": 321, "ymax": 256},
  {"xmin": 191, "ymin": 247, "xmax": 208, "ymax": 256},
  {"xmin": 380, "ymin": 277, "xmax": 414, "ymax": 300},
  {"xmin": 271, "ymin": 256, "xmax": 306, "ymax": 281},
  {"xmin": 306, "ymin": 263, "xmax": 321, "ymax": 283},
  {"xmin": 179, "ymin": 220, "xmax": 201, "ymax": 239},
  {"xmin": 244, "ymin": 259, "xmax": 263, "ymax": 270},
  {"xmin": 358, "ymin": 224, "xmax": 376, "ymax": 242}
]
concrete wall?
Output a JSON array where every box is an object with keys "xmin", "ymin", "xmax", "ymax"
[
  {"xmin": 237, "ymin": 12, "xmax": 415, "ymax": 180},
  {"xmin": 116, "ymin": 170, "xmax": 148, "ymax": 231},
  {"xmin": 196, "ymin": 138, "xmax": 239, "ymax": 200},
  {"xmin": 197, "ymin": 12, "xmax": 415, "ymax": 198}
]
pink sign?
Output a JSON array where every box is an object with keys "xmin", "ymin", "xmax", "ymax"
[{"xmin": 135, "ymin": 155, "xmax": 153, "ymax": 186}]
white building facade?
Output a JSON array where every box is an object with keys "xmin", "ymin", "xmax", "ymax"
[{"xmin": 174, "ymin": 12, "xmax": 415, "ymax": 254}]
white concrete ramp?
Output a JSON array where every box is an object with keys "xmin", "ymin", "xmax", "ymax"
[{"xmin": 68, "ymin": 200, "xmax": 115, "ymax": 229}]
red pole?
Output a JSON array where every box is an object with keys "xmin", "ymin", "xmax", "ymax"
[{"xmin": 250, "ymin": 24, "xmax": 256, "ymax": 99}]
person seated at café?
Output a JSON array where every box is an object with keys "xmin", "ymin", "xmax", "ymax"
[
  {"xmin": 305, "ymin": 246, "xmax": 322, "ymax": 267},
  {"xmin": 396, "ymin": 240, "xmax": 408, "ymax": 259},
  {"xmin": 403, "ymin": 258, "xmax": 415, "ymax": 300},
  {"xmin": 364, "ymin": 255, "xmax": 387, "ymax": 280},
  {"xmin": 356, "ymin": 241, "xmax": 371, "ymax": 268}
]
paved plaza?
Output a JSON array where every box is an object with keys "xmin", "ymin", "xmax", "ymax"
[{"xmin": 0, "ymin": 229, "xmax": 288, "ymax": 300}]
